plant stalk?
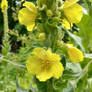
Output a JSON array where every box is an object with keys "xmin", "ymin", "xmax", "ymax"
[{"xmin": 47, "ymin": 80, "xmax": 53, "ymax": 92}]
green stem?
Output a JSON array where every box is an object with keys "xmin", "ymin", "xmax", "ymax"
[
  {"xmin": 2, "ymin": 7, "xmax": 10, "ymax": 91},
  {"xmin": 2, "ymin": 7, "xmax": 10, "ymax": 55},
  {"xmin": 77, "ymin": 60, "xmax": 92, "ymax": 82},
  {"xmin": 4, "ymin": 8, "xmax": 9, "ymax": 39},
  {"xmin": 3, "ymin": 63, "xmax": 8, "ymax": 91},
  {"xmin": 47, "ymin": 80, "xmax": 53, "ymax": 92},
  {"xmin": 0, "ymin": 58, "xmax": 26, "ymax": 68},
  {"xmin": 83, "ymin": 0, "xmax": 89, "ymax": 12}
]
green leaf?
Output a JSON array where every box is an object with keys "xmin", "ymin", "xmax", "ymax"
[
  {"xmin": 88, "ymin": 78, "xmax": 92, "ymax": 92},
  {"xmin": 66, "ymin": 63, "xmax": 82, "ymax": 73},
  {"xmin": 77, "ymin": 14, "xmax": 92, "ymax": 52},
  {"xmin": 67, "ymin": 31, "xmax": 85, "ymax": 52},
  {"xmin": 62, "ymin": 81, "xmax": 76, "ymax": 92},
  {"xmin": 76, "ymin": 74, "xmax": 88, "ymax": 92},
  {"xmin": 84, "ymin": 53, "xmax": 92, "ymax": 59},
  {"xmin": 35, "ymin": 79, "xmax": 47, "ymax": 92},
  {"xmin": 16, "ymin": 82, "xmax": 28, "ymax": 92},
  {"xmin": 62, "ymin": 63, "xmax": 82, "ymax": 80}
]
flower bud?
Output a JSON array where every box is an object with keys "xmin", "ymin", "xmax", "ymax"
[
  {"xmin": 58, "ymin": 0, "xmax": 63, "ymax": 7},
  {"xmin": 53, "ymin": 17, "xmax": 60, "ymax": 22},
  {"xmin": 1, "ymin": 0, "xmax": 8, "ymax": 12},
  {"xmin": 39, "ymin": 33, "xmax": 46, "ymax": 40},
  {"xmin": 57, "ymin": 41, "xmax": 64, "ymax": 47},
  {"xmin": 46, "ymin": 10, "xmax": 53, "ymax": 17}
]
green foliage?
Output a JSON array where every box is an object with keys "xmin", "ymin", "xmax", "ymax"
[
  {"xmin": 0, "ymin": 0, "xmax": 92, "ymax": 92},
  {"xmin": 77, "ymin": 15, "xmax": 92, "ymax": 53}
]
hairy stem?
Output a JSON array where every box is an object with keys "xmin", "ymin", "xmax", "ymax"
[
  {"xmin": 2, "ymin": 7, "xmax": 10, "ymax": 55},
  {"xmin": 2, "ymin": 7, "xmax": 10, "ymax": 91}
]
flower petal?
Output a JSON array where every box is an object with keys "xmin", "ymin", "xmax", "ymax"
[
  {"xmin": 62, "ymin": 19, "xmax": 73, "ymax": 29},
  {"xmin": 23, "ymin": 2, "xmax": 37, "ymax": 12},
  {"xmin": 27, "ymin": 23, "xmax": 35, "ymax": 31},
  {"xmin": 1, "ymin": 0, "xmax": 8, "ymax": 12},
  {"xmin": 51, "ymin": 62, "xmax": 64, "ymax": 79},
  {"xmin": 68, "ymin": 46, "xmax": 84, "ymax": 63},
  {"xmin": 26, "ymin": 56, "xmax": 41, "ymax": 74},
  {"xmin": 23, "ymin": 2, "xmax": 37, "ymax": 15},
  {"xmin": 18, "ymin": 2, "xmax": 37, "ymax": 31},
  {"xmin": 64, "ymin": 0, "xmax": 79, "ymax": 8},
  {"xmin": 36, "ymin": 70, "xmax": 52, "ymax": 81},
  {"xmin": 64, "ymin": 3, "xmax": 83, "ymax": 23},
  {"xmin": 46, "ymin": 49, "xmax": 61, "ymax": 62},
  {"xmin": 33, "ymin": 48, "xmax": 46, "ymax": 59}
]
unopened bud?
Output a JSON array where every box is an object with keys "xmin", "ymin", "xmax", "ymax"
[
  {"xmin": 46, "ymin": 10, "xmax": 53, "ymax": 17},
  {"xmin": 39, "ymin": 33, "xmax": 46, "ymax": 40},
  {"xmin": 57, "ymin": 41, "xmax": 64, "ymax": 46},
  {"xmin": 53, "ymin": 17, "xmax": 60, "ymax": 22},
  {"xmin": 1, "ymin": 0, "xmax": 8, "ymax": 12}
]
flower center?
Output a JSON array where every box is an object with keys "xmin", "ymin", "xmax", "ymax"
[{"xmin": 41, "ymin": 60, "xmax": 51, "ymax": 70}]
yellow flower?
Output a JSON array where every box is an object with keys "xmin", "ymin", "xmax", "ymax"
[
  {"xmin": 67, "ymin": 44, "xmax": 84, "ymax": 63},
  {"xmin": 62, "ymin": 19, "xmax": 73, "ymax": 29},
  {"xmin": 62, "ymin": 0, "xmax": 83, "ymax": 29},
  {"xmin": 1, "ymin": 0, "xmax": 8, "ymax": 12},
  {"xmin": 18, "ymin": 2, "xmax": 37, "ymax": 31},
  {"xmin": 26, "ymin": 48, "xmax": 64, "ymax": 82},
  {"xmin": 21, "ymin": 0, "xmax": 24, "ymax": 2}
]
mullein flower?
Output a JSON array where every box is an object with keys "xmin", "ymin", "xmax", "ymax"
[
  {"xmin": 26, "ymin": 47, "xmax": 64, "ymax": 82},
  {"xmin": 67, "ymin": 44, "xmax": 84, "ymax": 63},
  {"xmin": 18, "ymin": 2, "xmax": 38, "ymax": 31},
  {"xmin": 21, "ymin": 0, "xmax": 24, "ymax": 2},
  {"xmin": 62, "ymin": 0, "xmax": 83, "ymax": 29},
  {"xmin": 62, "ymin": 19, "xmax": 73, "ymax": 29},
  {"xmin": 1, "ymin": 0, "xmax": 8, "ymax": 12}
]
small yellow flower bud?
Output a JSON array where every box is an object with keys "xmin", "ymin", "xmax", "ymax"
[
  {"xmin": 39, "ymin": 33, "xmax": 46, "ymax": 40},
  {"xmin": 1, "ymin": 0, "xmax": 8, "ymax": 12},
  {"xmin": 46, "ymin": 10, "xmax": 53, "ymax": 17}
]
